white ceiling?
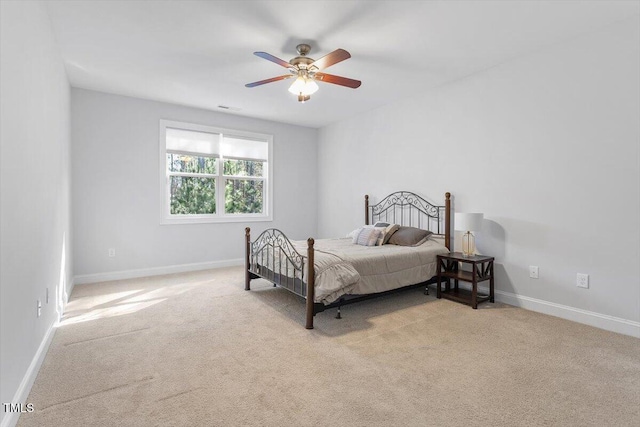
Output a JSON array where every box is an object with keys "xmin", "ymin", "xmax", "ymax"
[{"xmin": 45, "ymin": 0, "xmax": 639, "ymax": 128}]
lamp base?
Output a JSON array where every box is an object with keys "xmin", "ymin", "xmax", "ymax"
[{"xmin": 462, "ymin": 231, "xmax": 475, "ymax": 257}]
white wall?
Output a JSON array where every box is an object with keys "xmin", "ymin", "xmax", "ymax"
[
  {"xmin": 0, "ymin": 1, "xmax": 72, "ymax": 426},
  {"xmin": 318, "ymin": 18, "xmax": 639, "ymax": 334},
  {"xmin": 72, "ymin": 89, "xmax": 318, "ymax": 281}
]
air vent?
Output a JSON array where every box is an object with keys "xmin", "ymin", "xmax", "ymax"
[{"xmin": 218, "ymin": 105, "xmax": 241, "ymax": 112}]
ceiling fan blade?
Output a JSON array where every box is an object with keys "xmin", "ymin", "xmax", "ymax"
[
  {"xmin": 254, "ymin": 52, "xmax": 293, "ymax": 69},
  {"xmin": 314, "ymin": 73, "xmax": 361, "ymax": 89},
  {"xmin": 310, "ymin": 49, "xmax": 351, "ymax": 71},
  {"xmin": 245, "ymin": 75, "xmax": 293, "ymax": 88}
]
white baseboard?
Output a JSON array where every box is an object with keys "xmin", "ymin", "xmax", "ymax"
[
  {"xmin": 74, "ymin": 261, "xmax": 640, "ymax": 336},
  {"xmin": 73, "ymin": 258, "xmax": 244, "ymax": 285},
  {"xmin": 1, "ymin": 323, "xmax": 57, "ymax": 427},
  {"xmin": 468, "ymin": 284, "xmax": 640, "ymax": 338}
]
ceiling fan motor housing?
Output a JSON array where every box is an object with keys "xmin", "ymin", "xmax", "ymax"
[{"xmin": 290, "ymin": 44, "xmax": 315, "ymax": 70}]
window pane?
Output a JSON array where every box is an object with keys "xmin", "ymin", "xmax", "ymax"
[
  {"xmin": 225, "ymin": 179, "xmax": 263, "ymax": 214},
  {"xmin": 170, "ymin": 176, "xmax": 216, "ymax": 215},
  {"xmin": 223, "ymin": 159, "xmax": 263, "ymax": 177},
  {"xmin": 167, "ymin": 153, "xmax": 217, "ymax": 174}
]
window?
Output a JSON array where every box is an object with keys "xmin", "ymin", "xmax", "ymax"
[{"xmin": 159, "ymin": 120, "xmax": 272, "ymax": 224}]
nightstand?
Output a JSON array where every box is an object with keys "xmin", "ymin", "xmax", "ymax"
[{"xmin": 436, "ymin": 253, "xmax": 495, "ymax": 309}]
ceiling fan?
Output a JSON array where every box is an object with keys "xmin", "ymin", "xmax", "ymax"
[{"xmin": 245, "ymin": 44, "xmax": 361, "ymax": 103}]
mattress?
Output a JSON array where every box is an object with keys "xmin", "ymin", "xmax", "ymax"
[{"xmin": 291, "ymin": 237, "xmax": 449, "ymax": 304}]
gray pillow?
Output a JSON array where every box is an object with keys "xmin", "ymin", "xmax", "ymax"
[{"xmin": 387, "ymin": 226, "xmax": 433, "ymax": 246}]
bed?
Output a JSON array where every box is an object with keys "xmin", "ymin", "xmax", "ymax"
[{"xmin": 244, "ymin": 191, "xmax": 451, "ymax": 329}]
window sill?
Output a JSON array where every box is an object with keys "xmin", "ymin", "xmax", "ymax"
[{"xmin": 160, "ymin": 215, "xmax": 273, "ymax": 225}]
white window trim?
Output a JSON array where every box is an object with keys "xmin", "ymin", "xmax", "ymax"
[{"xmin": 159, "ymin": 119, "xmax": 273, "ymax": 225}]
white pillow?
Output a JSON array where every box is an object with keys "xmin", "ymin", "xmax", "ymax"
[
  {"xmin": 349, "ymin": 225, "xmax": 373, "ymax": 243},
  {"xmin": 349, "ymin": 225, "xmax": 388, "ymax": 245},
  {"xmin": 346, "ymin": 228, "xmax": 361, "ymax": 239},
  {"xmin": 355, "ymin": 227, "xmax": 381, "ymax": 246}
]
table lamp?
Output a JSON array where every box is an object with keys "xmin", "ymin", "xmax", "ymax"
[{"xmin": 455, "ymin": 213, "xmax": 484, "ymax": 257}]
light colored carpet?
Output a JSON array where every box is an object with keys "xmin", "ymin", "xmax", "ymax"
[{"xmin": 18, "ymin": 266, "xmax": 640, "ymax": 426}]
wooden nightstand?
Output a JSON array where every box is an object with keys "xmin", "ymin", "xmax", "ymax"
[{"xmin": 436, "ymin": 253, "xmax": 495, "ymax": 309}]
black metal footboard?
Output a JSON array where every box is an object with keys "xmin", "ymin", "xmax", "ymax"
[{"xmin": 245, "ymin": 228, "xmax": 317, "ymax": 329}]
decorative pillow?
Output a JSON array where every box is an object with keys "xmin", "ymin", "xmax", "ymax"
[
  {"xmin": 380, "ymin": 224, "xmax": 400, "ymax": 245},
  {"xmin": 349, "ymin": 225, "xmax": 373, "ymax": 243},
  {"xmin": 387, "ymin": 226, "xmax": 433, "ymax": 246},
  {"xmin": 355, "ymin": 227, "xmax": 382, "ymax": 246},
  {"xmin": 346, "ymin": 228, "xmax": 362, "ymax": 240},
  {"xmin": 373, "ymin": 221, "xmax": 390, "ymax": 228},
  {"xmin": 371, "ymin": 222, "xmax": 396, "ymax": 245}
]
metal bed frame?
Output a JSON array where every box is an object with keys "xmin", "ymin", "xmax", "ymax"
[{"xmin": 245, "ymin": 191, "xmax": 451, "ymax": 329}]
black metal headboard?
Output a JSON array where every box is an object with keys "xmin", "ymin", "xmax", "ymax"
[{"xmin": 365, "ymin": 191, "xmax": 451, "ymax": 247}]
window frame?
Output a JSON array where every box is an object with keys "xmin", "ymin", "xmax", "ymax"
[{"xmin": 159, "ymin": 119, "xmax": 273, "ymax": 224}]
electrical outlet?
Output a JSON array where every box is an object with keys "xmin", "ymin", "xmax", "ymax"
[
  {"xmin": 108, "ymin": 248, "xmax": 116, "ymax": 257},
  {"xmin": 529, "ymin": 266, "xmax": 539, "ymax": 279},
  {"xmin": 37, "ymin": 300, "xmax": 42, "ymax": 318},
  {"xmin": 577, "ymin": 273, "xmax": 589, "ymax": 289}
]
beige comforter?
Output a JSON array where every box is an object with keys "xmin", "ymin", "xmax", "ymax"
[{"xmin": 291, "ymin": 237, "xmax": 449, "ymax": 304}]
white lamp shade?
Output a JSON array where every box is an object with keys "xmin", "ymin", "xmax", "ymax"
[
  {"xmin": 288, "ymin": 76, "xmax": 319, "ymax": 96},
  {"xmin": 303, "ymin": 79, "xmax": 319, "ymax": 95},
  {"xmin": 455, "ymin": 213, "xmax": 484, "ymax": 232},
  {"xmin": 288, "ymin": 76, "xmax": 306, "ymax": 95}
]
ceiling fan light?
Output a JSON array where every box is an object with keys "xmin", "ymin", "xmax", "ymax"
[
  {"xmin": 288, "ymin": 75, "xmax": 319, "ymax": 97},
  {"xmin": 303, "ymin": 79, "xmax": 319, "ymax": 95},
  {"xmin": 288, "ymin": 76, "xmax": 306, "ymax": 95}
]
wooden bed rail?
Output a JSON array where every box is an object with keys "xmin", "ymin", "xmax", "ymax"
[
  {"xmin": 244, "ymin": 227, "xmax": 254, "ymax": 291},
  {"xmin": 445, "ymin": 192, "xmax": 451, "ymax": 250},
  {"xmin": 365, "ymin": 194, "xmax": 369, "ymax": 225},
  {"xmin": 305, "ymin": 238, "xmax": 315, "ymax": 329}
]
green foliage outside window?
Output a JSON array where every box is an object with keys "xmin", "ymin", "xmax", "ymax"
[
  {"xmin": 224, "ymin": 160, "xmax": 264, "ymax": 214},
  {"xmin": 168, "ymin": 153, "xmax": 217, "ymax": 174},
  {"xmin": 168, "ymin": 154, "xmax": 217, "ymax": 215},
  {"xmin": 225, "ymin": 179, "xmax": 263, "ymax": 214},
  {"xmin": 170, "ymin": 176, "xmax": 216, "ymax": 214},
  {"xmin": 168, "ymin": 154, "xmax": 264, "ymax": 215},
  {"xmin": 223, "ymin": 159, "xmax": 263, "ymax": 177}
]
